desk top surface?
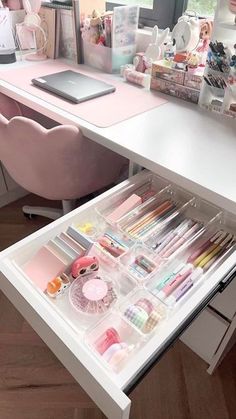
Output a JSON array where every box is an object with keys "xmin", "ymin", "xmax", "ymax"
[{"xmin": 1, "ymin": 59, "xmax": 236, "ymax": 214}]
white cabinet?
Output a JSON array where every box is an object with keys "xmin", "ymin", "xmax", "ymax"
[
  {"xmin": 180, "ymin": 308, "xmax": 230, "ymax": 363},
  {"xmin": 0, "ymin": 170, "xmax": 235, "ymax": 418}
]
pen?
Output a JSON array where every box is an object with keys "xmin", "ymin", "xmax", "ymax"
[
  {"xmin": 187, "ymin": 230, "xmax": 226, "ymax": 264},
  {"xmin": 197, "ymin": 233, "xmax": 233, "ymax": 268},
  {"xmin": 165, "ymin": 268, "xmax": 203, "ymax": 305},
  {"xmin": 136, "ymin": 205, "xmax": 178, "ymax": 239},
  {"xmin": 155, "ymin": 219, "xmax": 192, "ymax": 250},
  {"xmin": 152, "ymin": 218, "xmax": 191, "ymax": 251},
  {"xmin": 157, "ymin": 263, "xmax": 193, "ymax": 299},
  {"xmin": 165, "ymin": 236, "xmax": 235, "ymax": 306},
  {"xmin": 152, "ymin": 227, "xmax": 175, "ymax": 251},
  {"xmin": 152, "ymin": 262, "xmax": 186, "ymax": 294},
  {"xmin": 192, "ymin": 231, "xmax": 230, "ymax": 267},
  {"xmin": 161, "ymin": 222, "xmax": 202, "ymax": 259},
  {"xmin": 158, "ymin": 219, "xmax": 195, "ymax": 257},
  {"xmin": 126, "ymin": 200, "xmax": 174, "ymax": 236}
]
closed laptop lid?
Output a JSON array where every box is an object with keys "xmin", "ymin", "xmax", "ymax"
[{"xmin": 32, "ymin": 70, "xmax": 116, "ymax": 103}]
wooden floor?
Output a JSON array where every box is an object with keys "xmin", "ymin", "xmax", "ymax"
[{"xmin": 0, "ymin": 195, "xmax": 236, "ymax": 419}]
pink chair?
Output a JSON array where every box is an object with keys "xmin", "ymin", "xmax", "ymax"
[{"xmin": 0, "ymin": 94, "xmax": 128, "ymax": 219}]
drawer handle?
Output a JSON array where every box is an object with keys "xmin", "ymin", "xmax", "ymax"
[{"xmin": 219, "ymin": 266, "xmax": 236, "ymax": 293}]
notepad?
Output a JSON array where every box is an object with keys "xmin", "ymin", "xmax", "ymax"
[{"xmin": 22, "ymin": 246, "xmax": 67, "ymax": 291}]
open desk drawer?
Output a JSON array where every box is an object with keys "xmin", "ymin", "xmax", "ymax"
[{"xmin": 0, "ymin": 170, "xmax": 236, "ymax": 419}]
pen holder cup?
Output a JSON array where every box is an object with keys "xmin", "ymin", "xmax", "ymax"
[
  {"xmin": 84, "ymin": 313, "xmax": 143, "ymax": 373},
  {"xmin": 209, "ymin": 86, "xmax": 225, "ymax": 98},
  {"xmin": 82, "ymin": 40, "xmax": 136, "ymax": 73}
]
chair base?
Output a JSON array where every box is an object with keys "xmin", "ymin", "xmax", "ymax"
[
  {"xmin": 23, "ymin": 205, "xmax": 62, "ymax": 220},
  {"xmin": 22, "ymin": 199, "xmax": 77, "ymax": 221}
]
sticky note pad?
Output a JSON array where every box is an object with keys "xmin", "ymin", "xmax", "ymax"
[
  {"xmin": 22, "ymin": 246, "xmax": 67, "ymax": 292},
  {"xmin": 107, "ymin": 194, "xmax": 142, "ymax": 223}
]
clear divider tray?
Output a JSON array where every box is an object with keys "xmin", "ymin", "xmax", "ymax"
[
  {"xmin": 117, "ymin": 186, "xmax": 195, "ymax": 241},
  {"xmin": 84, "ymin": 313, "xmax": 143, "ymax": 373},
  {"xmin": 146, "ymin": 216, "xmax": 236, "ymax": 311},
  {"xmin": 145, "ymin": 197, "xmax": 222, "ymax": 265},
  {"xmin": 118, "ymin": 288, "xmax": 168, "ymax": 337},
  {"xmin": 95, "ymin": 171, "xmax": 170, "ymax": 225}
]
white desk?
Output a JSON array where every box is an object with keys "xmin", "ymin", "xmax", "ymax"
[
  {"xmin": 0, "ymin": 59, "xmax": 236, "ymax": 215},
  {"xmin": 1, "ymin": 59, "xmax": 236, "ymax": 419}
]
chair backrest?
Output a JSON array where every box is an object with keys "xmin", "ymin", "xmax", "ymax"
[
  {"xmin": 0, "ymin": 93, "xmax": 22, "ymax": 119},
  {"xmin": 0, "ymin": 113, "xmax": 126, "ymax": 200}
]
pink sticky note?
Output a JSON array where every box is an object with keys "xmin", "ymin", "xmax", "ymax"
[
  {"xmin": 108, "ymin": 194, "xmax": 142, "ymax": 223},
  {"xmin": 23, "ymin": 246, "xmax": 67, "ymax": 292}
]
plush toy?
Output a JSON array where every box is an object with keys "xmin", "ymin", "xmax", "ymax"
[{"xmin": 187, "ymin": 52, "xmax": 200, "ymax": 68}]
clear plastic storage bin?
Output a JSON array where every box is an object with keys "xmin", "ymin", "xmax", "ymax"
[
  {"xmin": 119, "ymin": 289, "xmax": 168, "ymax": 336},
  {"xmin": 85, "ymin": 313, "xmax": 143, "ymax": 372},
  {"xmin": 83, "ymin": 40, "xmax": 136, "ymax": 73}
]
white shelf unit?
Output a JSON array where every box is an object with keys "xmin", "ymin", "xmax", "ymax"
[{"xmin": 199, "ymin": 0, "xmax": 236, "ymax": 118}]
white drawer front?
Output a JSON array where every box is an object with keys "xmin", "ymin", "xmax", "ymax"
[
  {"xmin": 1, "ymin": 170, "xmax": 236, "ymax": 418},
  {"xmin": 210, "ymin": 278, "xmax": 236, "ymax": 321},
  {"xmin": 180, "ymin": 307, "xmax": 230, "ymax": 363}
]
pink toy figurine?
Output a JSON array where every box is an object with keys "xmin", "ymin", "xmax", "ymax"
[
  {"xmin": 71, "ymin": 256, "xmax": 99, "ymax": 279},
  {"xmin": 197, "ymin": 19, "xmax": 213, "ymax": 66},
  {"xmin": 197, "ymin": 20, "xmax": 213, "ymax": 53},
  {"xmin": 133, "ymin": 52, "xmax": 147, "ymax": 73}
]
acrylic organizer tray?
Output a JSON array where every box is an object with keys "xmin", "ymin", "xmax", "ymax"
[
  {"xmin": 10, "ymin": 174, "xmax": 236, "ymax": 374},
  {"xmin": 105, "ymin": 186, "xmax": 195, "ymax": 241},
  {"xmin": 96, "ymin": 171, "xmax": 170, "ymax": 225},
  {"xmin": 146, "ymin": 218, "xmax": 236, "ymax": 311}
]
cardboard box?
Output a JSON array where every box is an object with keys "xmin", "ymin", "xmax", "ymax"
[
  {"xmin": 184, "ymin": 69, "xmax": 204, "ymax": 91},
  {"xmin": 151, "ymin": 60, "xmax": 185, "ymax": 85},
  {"xmin": 151, "ymin": 77, "xmax": 200, "ymax": 104}
]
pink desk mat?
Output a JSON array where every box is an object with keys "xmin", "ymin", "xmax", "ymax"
[{"xmin": 0, "ymin": 61, "xmax": 168, "ymax": 128}]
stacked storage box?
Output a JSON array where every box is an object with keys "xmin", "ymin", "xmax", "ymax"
[{"xmin": 151, "ymin": 60, "xmax": 204, "ymax": 104}]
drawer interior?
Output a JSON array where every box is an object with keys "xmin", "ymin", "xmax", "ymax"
[{"xmin": 1, "ymin": 170, "xmax": 236, "ymax": 391}]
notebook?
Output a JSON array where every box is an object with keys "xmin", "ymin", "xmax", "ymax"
[{"xmin": 31, "ymin": 70, "xmax": 116, "ymax": 103}]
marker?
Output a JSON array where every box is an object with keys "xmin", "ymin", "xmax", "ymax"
[
  {"xmin": 157, "ymin": 264, "xmax": 193, "ymax": 299},
  {"xmin": 158, "ymin": 220, "xmax": 195, "ymax": 257},
  {"xmin": 152, "ymin": 262, "xmax": 186, "ymax": 294},
  {"xmin": 187, "ymin": 230, "xmax": 224, "ymax": 264},
  {"xmin": 155, "ymin": 219, "xmax": 192, "ymax": 254},
  {"xmin": 165, "ymin": 268, "xmax": 203, "ymax": 305}
]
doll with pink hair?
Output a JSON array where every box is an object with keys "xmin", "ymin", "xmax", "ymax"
[{"xmin": 197, "ymin": 19, "xmax": 213, "ymax": 66}]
